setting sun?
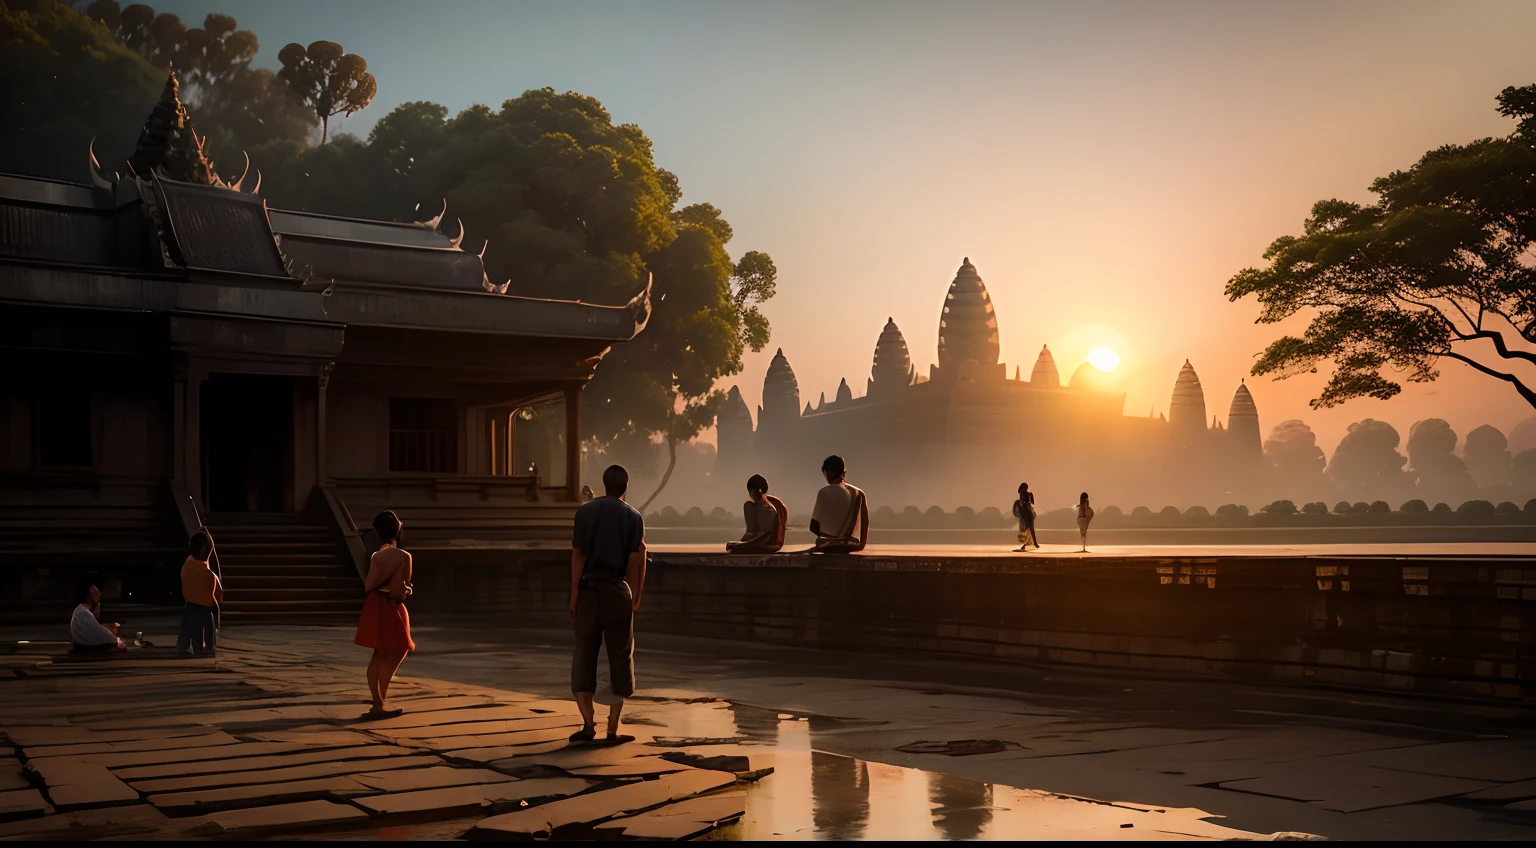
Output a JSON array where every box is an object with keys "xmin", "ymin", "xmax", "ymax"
[{"xmin": 1087, "ymin": 346, "xmax": 1121, "ymax": 372}]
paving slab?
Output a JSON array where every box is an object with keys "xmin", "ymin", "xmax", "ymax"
[
  {"xmin": 0, "ymin": 787, "xmax": 50, "ymax": 818},
  {"xmin": 35, "ymin": 740, "xmax": 306, "ymax": 769},
  {"xmin": 179, "ymin": 798, "xmax": 368, "ymax": 834},
  {"xmin": 372, "ymin": 713, "xmax": 580, "ymax": 741},
  {"xmin": 566, "ymin": 757, "xmax": 697, "ymax": 778},
  {"xmin": 452, "ymin": 740, "xmax": 569, "ymax": 763},
  {"xmin": 1463, "ymin": 778, "xmax": 1536, "ymax": 802},
  {"xmin": 0, "ymin": 802, "xmax": 167, "ymax": 839},
  {"xmin": 595, "ymin": 790, "xmax": 748, "ymax": 839},
  {"xmin": 0, "ymin": 759, "xmax": 28, "ymax": 792},
  {"xmin": 3, "ymin": 726, "xmax": 208, "ymax": 747},
  {"xmin": 1338, "ymin": 740, "xmax": 1536, "ymax": 783},
  {"xmin": 147, "ymin": 776, "xmax": 372, "ymax": 812},
  {"xmin": 125, "ymin": 753, "xmax": 443, "ymax": 795},
  {"xmin": 471, "ymin": 770, "xmax": 738, "ymax": 837},
  {"xmin": 350, "ymin": 765, "xmax": 517, "ymax": 793},
  {"xmin": 1219, "ymin": 761, "xmax": 1495, "ymax": 812},
  {"xmin": 114, "ymin": 743, "xmax": 418, "ymax": 780},
  {"xmin": 26, "ymin": 759, "xmax": 138, "ymax": 807},
  {"xmin": 361, "ymin": 705, "xmax": 558, "ymax": 731},
  {"xmin": 397, "ymin": 725, "xmax": 582, "ymax": 751},
  {"xmin": 354, "ymin": 776, "xmax": 595, "ymax": 816},
  {"xmin": 21, "ymin": 731, "xmax": 240, "ymax": 759},
  {"xmin": 242, "ymin": 727, "xmax": 379, "ymax": 746}
]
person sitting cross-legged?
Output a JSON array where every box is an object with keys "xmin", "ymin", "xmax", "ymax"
[
  {"xmin": 70, "ymin": 577, "xmax": 124, "ymax": 653},
  {"xmin": 726, "ymin": 474, "xmax": 788, "ymax": 554},
  {"xmin": 809, "ymin": 455, "xmax": 869, "ymax": 554}
]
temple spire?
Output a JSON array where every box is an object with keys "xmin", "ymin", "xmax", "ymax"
[{"xmin": 129, "ymin": 69, "xmax": 215, "ymax": 184}]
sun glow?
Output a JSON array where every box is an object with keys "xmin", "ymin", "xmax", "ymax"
[{"xmin": 1087, "ymin": 346, "xmax": 1121, "ymax": 372}]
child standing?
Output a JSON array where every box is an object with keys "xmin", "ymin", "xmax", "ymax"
[{"xmin": 177, "ymin": 531, "xmax": 223, "ymax": 657}]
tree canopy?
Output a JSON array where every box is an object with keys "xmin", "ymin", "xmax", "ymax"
[
  {"xmin": 276, "ymin": 39, "xmax": 375, "ymax": 145},
  {"xmin": 1228, "ymin": 83, "xmax": 1536, "ymax": 410},
  {"xmin": 267, "ymin": 90, "xmax": 776, "ymax": 503}
]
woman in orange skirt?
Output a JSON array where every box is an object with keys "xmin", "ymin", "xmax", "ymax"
[{"xmin": 355, "ymin": 510, "xmax": 414, "ymax": 719}]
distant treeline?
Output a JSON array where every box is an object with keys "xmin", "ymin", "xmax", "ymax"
[{"xmin": 648, "ymin": 499, "xmax": 1536, "ymax": 530}]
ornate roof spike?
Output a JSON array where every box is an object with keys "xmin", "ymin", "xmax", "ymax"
[
  {"xmin": 87, "ymin": 137, "xmax": 116, "ymax": 190},
  {"xmin": 478, "ymin": 240, "xmax": 489, "ymax": 259},
  {"xmin": 248, "ymin": 169, "xmax": 261, "ymax": 195},
  {"xmin": 229, "ymin": 151, "xmax": 250, "ymax": 192},
  {"xmin": 417, "ymin": 199, "xmax": 447, "ymax": 230},
  {"xmin": 449, "ymin": 219, "xmax": 465, "ymax": 249},
  {"xmin": 624, "ymin": 273, "xmax": 654, "ymax": 333}
]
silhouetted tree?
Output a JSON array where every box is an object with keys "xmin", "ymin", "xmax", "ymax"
[
  {"xmin": 1400, "ymin": 499, "xmax": 1429, "ymax": 512},
  {"xmin": 1458, "ymin": 500, "xmax": 1496, "ymax": 517},
  {"xmin": 1261, "ymin": 500, "xmax": 1298, "ymax": 515},
  {"xmin": 1301, "ymin": 501, "xmax": 1329, "ymax": 515},
  {"xmin": 1328, "ymin": 419, "xmax": 1411, "ymax": 501},
  {"xmin": 1264, "ymin": 419, "xmax": 1330, "ymax": 499},
  {"xmin": 1406, "ymin": 418, "xmax": 1476, "ymax": 500},
  {"xmin": 1228, "ymin": 83, "xmax": 1536, "ymax": 410},
  {"xmin": 1515, "ymin": 450, "xmax": 1536, "ymax": 495},
  {"xmin": 276, "ymin": 40, "xmax": 376, "ymax": 145},
  {"xmin": 1464, "ymin": 424, "xmax": 1514, "ymax": 488}
]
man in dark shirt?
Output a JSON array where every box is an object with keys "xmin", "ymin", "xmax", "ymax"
[{"xmin": 568, "ymin": 464, "xmax": 647, "ymax": 743}]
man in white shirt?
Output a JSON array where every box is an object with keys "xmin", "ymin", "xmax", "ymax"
[
  {"xmin": 70, "ymin": 579, "xmax": 123, "ymax": 651},
  {"xmin": 809, "ymin": 455, "xmax": 869, "ymax": 554}
]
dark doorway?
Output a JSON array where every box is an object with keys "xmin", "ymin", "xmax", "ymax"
[{"xmin": 203, "ymin": 374, "xmax": 293, "ymax": 513}]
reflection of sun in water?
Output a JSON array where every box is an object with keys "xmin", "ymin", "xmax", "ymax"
[{"xmin": 1087, "ymin": 346, "xmax": 1120, "ymax": 372}]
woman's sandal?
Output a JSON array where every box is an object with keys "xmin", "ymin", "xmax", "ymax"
[
  {"xmin": 358, "ymin": 706, "xmax": 406, "ymax": 721},
  {"xmin": 568, "ymin": 726, "xmax": 597, "ymax": 743},
  {"xmin": 604, "ymin": 732, "xmax": 636, "ymax": 745}
]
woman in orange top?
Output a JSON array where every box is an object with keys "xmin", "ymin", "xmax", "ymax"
[{"xmin": 355, "ymin": 510, "xmax": 414, "ymax": 719}]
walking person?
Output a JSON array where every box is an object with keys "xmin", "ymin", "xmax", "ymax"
[
  {"xmin": 1013, "ymin": 482, "xmax": 1038, "ymax": 551},
  {"xmin": 569, "ymin": 465, "xmax": 647, "ymax": 745},
  {"xmin": 355, "ymin": 510, "xmax": 414, "ymax": 720},
  {"xmin": 1076, "ymin": 492, "xmax": 1095, "ymax": 552}
]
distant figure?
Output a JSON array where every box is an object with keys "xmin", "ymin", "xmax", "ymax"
[
  {"xmin": 177, "ymin": 531, "xmax": 223, "ymax": 658},
  {"xmin": 355, "ymin": 510, "xmax": 414, "ymax": 720},
  {"xmin": 726, "ymin": 474, "xmax": 788, "ymax": 554},
  {"xmin": 809, "ymin": 455, "xmax": 869, "ymax": 554},
  {"xmin": 569, "ymin": 464, "xmax": 647, "ymax": 744},
  {"xmin": 69, "ymin": 576, "xmax": 123, "ymax": 652},
  {"xmin": 1076, "ymin": 492, "xmax": 1095, "ymax": 552},
  {"xmin": 1013, "ymin": 482, "xmax": 1038, "ymax": 552},
  {"xmin": 580, "ymin": 484, "xmax": 595, "ymax": 503}
]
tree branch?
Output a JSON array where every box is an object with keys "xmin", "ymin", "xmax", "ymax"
[{"xmin": 1440, "ymin": 351, "xmax": 1536, "ymax": 408}]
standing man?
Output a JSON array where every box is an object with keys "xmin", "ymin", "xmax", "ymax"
[{"xmin": 569, "ymin": 464, "xmax": 647, "ymax": 744}]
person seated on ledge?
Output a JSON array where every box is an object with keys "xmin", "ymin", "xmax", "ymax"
[
  {"xmin": 70, "ymin": 577, "xmax": 124, "ymax": 653},
  {"xmin": 808, "ymin": 455, "xmax": 869, "ymax": 554},
  {"xmin": 726, "ymin": 474, "xmax": 788, "ymax": 554}
]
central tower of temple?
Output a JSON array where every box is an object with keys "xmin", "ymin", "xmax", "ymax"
[{"xmin": 933, "ymin": 258, "xmax": 1002, "ymax": 382}]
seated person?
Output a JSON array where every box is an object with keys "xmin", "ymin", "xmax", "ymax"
[
  {"xmin": 726, "ymin": 474, "xmax": 788, "ymax": 553},
  {"xmin": 70, "ymin": 577, "xmax": 124, "ymax": 652},
  {"xmin": 808, "ymin": 455, "xmax": 869, "ymax": 554},
  {"xmin": 177, "ymin": 530, "xmax": 224, "ymax": 658}
]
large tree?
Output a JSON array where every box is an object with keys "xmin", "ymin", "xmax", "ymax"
[
  {"xmin": 1227, "ymin": 83, "xmax": 1536, "ymax": 410},
  {"xmin": 276, "ymin": 39, "xmax": 375, "ymax": 145},
  {"xmin": 270, "ymin": 90, "xmax": 776, "ymax": 506}
]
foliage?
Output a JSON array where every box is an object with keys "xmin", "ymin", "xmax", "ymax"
[
  {"xmin": 1368, "ymin": 500, "xmax": 1391, "ymax": 513},
  {"xmin": 1327, "ymin": 419, "xmax": 1410, "ymax": 499},
  {"xmin": 1495, "ymin": 501, "xmax": 1522, "ymax": 515},
  {"xmin": 1333, "ymin": 501, "xmax": 1352, "ymax": 514},
  {"xmin": 1432, "ymin": 502, "xmax": 1452, "ymax": 513},
  {"xmin": 1406, "ymin": 418, "xmax": 1476, "ymax": 496},
  {"xmin": 1260, "ymin": 499, "xmax": 1298, "ymax": 515},
  {"xmin": 0, "ymin": 0, "xmax": 163, "ymax": 180},
  {"xmin": 1227, "ymin": 84, "xmax": 1536, "ymax": 410},
  {"xmin": 84, "ymin": 1, "xmax": 256, "ymax": 91},
  {"xmin": 1301, "ymin": 501, "xmax": 1329, "ymax": 515},
  {"xmin": 1215, "ymin": 503, "xmax": 1250, "ymax": 518},
  {"xmin": 1400, "ymin": 498, "xmax": 1429, "ymax": 513},
  {"xmin": 1159, "ymin": 505, "xmax": 1181, "ymax": 518},
  {"xmin": 1456, "ymin": 499, "xmax": 1496, "ymax": 517},
  {"xmin": 1464, "ymin": 424, "xmax": 1513, "ymax": 487},
  {"xmin": 1183, "ymin": 505, "xmax": 1210, "ymax": 519},
  {"xmin": 1516, "ymin": 448, "xmax": 1536, "ymax": 481},
  {"xmin": 276, "ymin": 39, "xmax": 375, "ymax": 145}
]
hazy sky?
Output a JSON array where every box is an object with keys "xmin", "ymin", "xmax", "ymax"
[{"xmin": 155, "ymin": 0, "xmax": 1536, "ymax": 454}]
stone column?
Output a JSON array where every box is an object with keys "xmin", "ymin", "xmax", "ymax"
[
  {"xmin": 564, "ymin": 385, "xmax": 581, "ymax": 502},
  {"xmin": 317, "ymin": 362, "xmax": 332, "ymax": 484}
]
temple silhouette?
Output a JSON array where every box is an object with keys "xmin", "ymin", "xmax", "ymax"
[{"xmin": 714, "ymin": 258, "xmax": 1263, "ymax": 509}]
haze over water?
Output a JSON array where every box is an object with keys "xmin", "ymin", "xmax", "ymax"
[{"xmin": 157, "ymin": 0, "xmax": 1536, "ymax": 452}]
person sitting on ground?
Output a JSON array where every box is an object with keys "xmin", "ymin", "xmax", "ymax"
[
  {"xmin": 177, "ymin": 530, "xmax": 223, "ymax": 658},
  {"xmin": 809, "ymin": 455, "xmax": 869, "ymax": 554},
  {"xmin": 1076, "ymin": 491, "xmax": 1095, "ymax": 553},
  {"xmin": 569, "ymin": 464, "xmax": 647, "ymax": 745},
  {"xmin": 70, "ymin": 577, "xmax": 123, "ymax": 652},
  {"xmin": 726, "ymin": 474, "xmax": 788, "ymax": 554},
  {"xmin": 354, "ymin": 510, "xmax": 415, "ymax": 720}
]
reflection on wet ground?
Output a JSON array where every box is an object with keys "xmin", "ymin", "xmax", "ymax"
[{"xmin": 699, "ymin": 705, "xmax": 1293, "ymax": 841}]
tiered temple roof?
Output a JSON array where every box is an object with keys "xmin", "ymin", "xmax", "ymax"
[
  {"xmin": 868, "ymin": 317, "xmax": 915, "ymax": 397},
  {"xmin": 1030, "ymin": 345, "xmax": 1060, "ymax": 387},
  {"xmin": 935, "ymin": 258, "xmax": 999, "ymax": 378},
  {"xmin": 1227, "ymin": 379, "xmax": 1262, "ymax": 460},
  {"xmin": 1169, "ymin": 360, "xmax": 1208, "ymax": 437},
  {"xmin": 759, "ymin": 348, "xmax": 801, "ymax": 428}
]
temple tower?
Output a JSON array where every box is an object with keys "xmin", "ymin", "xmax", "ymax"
[
  {"xmin": 716, "ymin": 385, "xmax": 755, "ymax": 462},
  {"xmin": 1227, "ymin": 379, "xmax": 1262, "ymax": 461},
  {"xmin": 835, "ymin": 378, "xmax": 853, "ymax": 404},
  {"xmin": 933, "ymin": 258, "xmax": 1001, "ymax": 382},
  {"xmin": 130, "ymin": 70, "xmax": 215, "ymax": 184},
  {"xmin": 1168, "ymin": 360, "xmax": 1207, "ymax": 441},
  {"xmin": 867, "ymin": 317, "xmax": 916, "ymax": 398},
  {"xmin": 758, "ymin": 348, "xmax": 801, "ymax": 432},
  {"xmin": 1030, "ymin": 345, "xmax": 1060, "ymax": 387}
]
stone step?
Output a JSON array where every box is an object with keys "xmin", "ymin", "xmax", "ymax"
[{"xmin": 222, "ymin": 588, "xmax": 361, "ymax": 603}]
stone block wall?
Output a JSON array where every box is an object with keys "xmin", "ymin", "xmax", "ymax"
[{"xmin": 408, "ymin": 548, "xmax": 1536, "ymax": 702}]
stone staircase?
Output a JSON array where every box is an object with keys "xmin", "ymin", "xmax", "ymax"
[{"xmin": 206, "ymin": 513, "xmax": 362, "ymax": 621}]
